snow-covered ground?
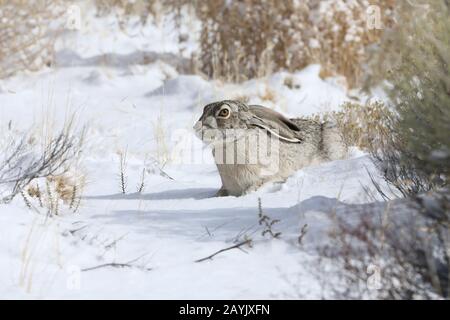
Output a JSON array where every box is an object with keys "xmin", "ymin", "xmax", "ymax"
[{"xmin": 0, "ymin": 7, "xmax": 385, "ymax": 299}]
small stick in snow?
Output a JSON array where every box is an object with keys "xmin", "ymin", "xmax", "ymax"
[
  {"xmin": 68, "ymin": 224, "xmax": 89, "ymax": 235},
  {"xmin": 194, "ymin": 239, "xmax": 252, "ymax": 263},
  {"xmin": 81, "ymin": 262, "xmax": 134, "ymax": 272},
  {"xmin": 159, "ymin": 167, "xmax": 174, "ymax": 181},
  {"xmin": 81, "ymin": 262, "xmax": 152, "ymax": 272},
  {"xmin": 137, "ymin": 168, "xmax": 145, "ymax": 193},
  {"xmin": 81, "ymin": 254, "xmax": 151, "ymax": 272},
  {"xmin": 204, "ymin": 226, "xmax": 212, "ymax": 237},
  {"xmin": 298, "ymin": 223, "xmax": 308, "ymax": 245},
  {"xmin": 104, "ymin": 233, "xmax": 129, "ymax": 250}
]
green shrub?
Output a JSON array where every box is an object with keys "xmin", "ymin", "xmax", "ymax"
[{"xmin": 365, "ymin": 0, "xmax": 450, "ymax": 195}]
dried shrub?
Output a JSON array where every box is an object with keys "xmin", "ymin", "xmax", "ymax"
[
  {"xmin": 89, "ymin": 0, "xmax": 397, "ymax": 86},
  {"xmin": 0, "ymin": 0, "xmax": 65, "ymax": 79},
  {"xmin": 376, "ymin": 0, "xmax": 450, "ymax": 181},
  {"xmin": 94, "ymin": 0, "xmax": 159, "ymax": 25},
  {"xmin": 320, "ymin": 190, "xmax": 449, "ymax": 299},
  {"xmin": 311, "ymin": 0, "xmax": 395, "ymax": 87},
  {"xmin": 196, "ymin": 0, "xmax": 395, "ymax": 86},
  {"xmin": 331, "ymin": 99, "xmax": 442, "ymax": 198},
  {"xmin": 331, "ymin": 101, "xmax": 391, "ymax": 150},
  {"xmin": 25, "ymin": 173, "xmax": 85, "ymax": 215},
  {"xmin": 0, "ymin": 118, "xmax": 85, "ymax": 204},
  {"xmin": 353, "ymin": 0, "xmax": 450, "ymax": 198}
]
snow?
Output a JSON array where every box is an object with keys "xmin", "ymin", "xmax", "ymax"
[{"xmin": 0, "ymin": 4, "xmax": 386, "ymax": 299}]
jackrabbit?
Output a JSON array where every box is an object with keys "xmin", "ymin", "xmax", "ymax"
[{"xmin": 194, "ymin": 100, "xmax": 347, "ymax": 196}]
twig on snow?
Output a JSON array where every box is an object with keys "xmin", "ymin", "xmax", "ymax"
[
  {"xmin": 298, "ymin": 223, "xmax": 308, "ymax": 245},
  {"xmin": 194, "ymin": 239, "xmax": 252, "ymax": 263},
  {"xmin": 81, "ymin": 254, "xmax": 151, "ymax": 272}
]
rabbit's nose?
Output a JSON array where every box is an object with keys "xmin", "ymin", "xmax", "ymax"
[{"xmin": 193, "ymin": 121, "xmax": 202, "ymax": 131}]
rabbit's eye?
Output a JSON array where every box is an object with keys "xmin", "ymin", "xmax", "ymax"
[{"xmin": 217, "ymin": 108, "xmax": 230, "ymax": 119}]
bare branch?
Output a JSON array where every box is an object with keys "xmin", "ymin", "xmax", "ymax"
[
  {"xmin": 81, "ymin": 254, "xmax": 151, "ymax": 272},
  {"xmin": 0, "ymin": 122, "xmax": 85, "ymax": 203},
  {"xmin": 195, "ymin": 239, "xmax": 252, "ymax": 263}
]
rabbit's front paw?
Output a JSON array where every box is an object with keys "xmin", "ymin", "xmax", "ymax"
[{"xmin": 215, "ymin": 187, "xmax": 229, "ymax": 197}]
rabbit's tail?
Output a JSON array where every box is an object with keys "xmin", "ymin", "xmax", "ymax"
[{"xmin": 321, "ymin": 121, "xmax": 348, "ymax": 161}]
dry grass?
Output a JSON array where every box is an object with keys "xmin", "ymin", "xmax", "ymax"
[
  {"xmin": 94, "ymin": 0, "xmax": 160, "ymax": 25},
  {"xmin": 152, "ymin": 112, "xmax": 171, "ymax": 165},
  {"xmin": 329, "ymin": 98, "xmax": 445, "ymax": 198},
  {"xmin": 196, "ymin": 0, "xmax": 395, "ymax": 87},
  {"xmin": 0, "ymin": 0, "xmax": 397, "ymax": 87},
  {"xmin": 93, "ymin": 0, "xmax": 395, "ymax": 87},
  {"xmin": 330, "ymin": 101, "xmax": 392, "ymax": 150},
  {"xmin": 229, "ymin": 93, "xmax": 250, "ymax": 104},
  {"xmin": 0, "ymin": 0, "xmax": 65, "ymax": 79},
  {"xmin": 0, "ymin": 119, "xmax": 85, "ymax": 204},
  {"xmin": 25, "ymin": 173, "xmax": 85, "ymax": 215},
  {"xmin": 258, "ymin": 85, "xmax": 277, "ymax": 103}
]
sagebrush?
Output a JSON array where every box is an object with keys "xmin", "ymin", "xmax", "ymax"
[{"xmin": 360, "ymin": 0, "xmax": 449, "ymax": 197}]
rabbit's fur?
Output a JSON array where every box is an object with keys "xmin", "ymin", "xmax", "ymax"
[{"xmin": 194, "ymin": 100, "xmax": 347, "ymax": 196}]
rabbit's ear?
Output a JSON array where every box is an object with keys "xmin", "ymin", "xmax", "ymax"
[{"xmin": 248, "ymin": 105, "xmax": 303, "ymax": 143}]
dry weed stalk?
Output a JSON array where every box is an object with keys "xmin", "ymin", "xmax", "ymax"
[
  {"xmin": 137, "ymin": 168, "xmax": 145, "ymax": 193},
  {"xmin": 118, "ymin": 150, "xmax": 128, "ymax": 194},
  {"xmin": 258, "ymin": 198, "xmax": 281, "ymax": 239},
  {"xmin": 152, "ymin": 113, "xmax": 171, "ymax": 165},
  {"xmin": 298, "ymin": 224, "xmax": 308, "ymax": 245}
]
